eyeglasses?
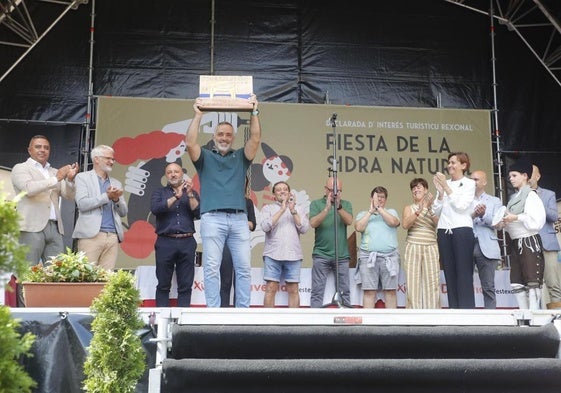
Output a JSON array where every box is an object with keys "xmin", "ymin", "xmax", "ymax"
[
  {"xmin": 325, "ymin": 187, "xmax": 342, "ymax": 192},
  {"xmin": 99, "ymin": 156, "xmax": 115, "ymax": 162}
]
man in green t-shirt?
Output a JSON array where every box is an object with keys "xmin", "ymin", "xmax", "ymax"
[{"xmin": 309, "ymin": 177, "xmax": 354, "ymax": 307}]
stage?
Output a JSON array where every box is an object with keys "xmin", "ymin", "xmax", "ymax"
[
  {"xmin": 3, "ymin": 262, "xmax": 557, "ymax": 392},
  {"xmin": 8, "ymin": 307, "xmax": 561, "ymax": 393}
]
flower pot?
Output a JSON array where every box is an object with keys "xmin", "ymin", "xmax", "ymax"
[{"xmin": 22, "ymin": 282, "xmax": 106, "ymax": 307}]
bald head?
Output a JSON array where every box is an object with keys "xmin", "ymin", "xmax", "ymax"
[
  {"xmin": 325, "ymin": 177, "xmax": 341, "ymax": 189},
  {"xmin": 324, "ymin": 177, "xmax": 342, "ymax": 197},
  {"xmin": 470, "ymin": 170, "xmax": 488, "ymax": 195},
  {"xmin": 529, "ymin": 164, "xmax": 540, "ymax": 189}
]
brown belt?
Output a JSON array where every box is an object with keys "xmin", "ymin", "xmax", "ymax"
[{"xmin": 161, "ymin": 233, "xmax": 193, "ymax": 238}]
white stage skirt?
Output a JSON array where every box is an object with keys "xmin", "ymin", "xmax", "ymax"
[{"xmin": 134, "ymin": 266, "xmax": 518, "ymax": 308}]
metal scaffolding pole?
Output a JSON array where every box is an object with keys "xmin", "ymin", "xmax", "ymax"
[
  {"xmin": 488, "ymin": 0, "xmax": 510, "ymax": 266},
  {"xmin": 82, "ymin": 0, "xmax": 96, "ymax": 171}
]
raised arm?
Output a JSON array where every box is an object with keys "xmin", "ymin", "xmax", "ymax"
[
  {"xmin": 185, "ymin": 99, "xmax": 203, "ymax": 162},
  {"xmin": 244, "ymin": 94, "xmax": 261, "ymax": 161}
]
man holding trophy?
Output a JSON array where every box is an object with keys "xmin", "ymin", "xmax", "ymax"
[{"xmin": 185, "ymin": 92, "xmax": 260, "ymax": 308}]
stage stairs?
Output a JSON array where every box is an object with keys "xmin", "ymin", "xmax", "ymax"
[{"xmin": 147, "ymin": 308, "xmax": 561, "ymax": 393}]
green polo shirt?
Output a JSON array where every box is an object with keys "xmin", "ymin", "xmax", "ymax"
[
  {"xmin": 193, "ymin": 147, "xmax": 250, "ymax": 214},
  {"xmin": 310, "ymin": 197, "xmax": 352, "ymax": 259}
]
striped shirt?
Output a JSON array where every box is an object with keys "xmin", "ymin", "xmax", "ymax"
[
  {"xmin": 405, "ymin": 205, "xmax": 437, "ymax": 245},
  {"xmin": 261, "ymin": 202, "xmax": 310, "ymax": 261}
]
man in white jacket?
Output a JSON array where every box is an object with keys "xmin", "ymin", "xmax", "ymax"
[
  {"xmin": 11, "ymin": 135, "xmax": 78, "ymax": 264},
  {"xmin": 11, "ymin": 135, "xmax": 79, "ymax": 306}
]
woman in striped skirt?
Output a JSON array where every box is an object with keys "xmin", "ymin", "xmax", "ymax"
[{"xmin": 402, "ymin": 178, "xmax": 440, "ymax": 309}]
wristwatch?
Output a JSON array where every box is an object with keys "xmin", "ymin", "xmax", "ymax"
[{"xmin": 251, "ymin": 109, "xmax": 259, "ymax": 116}]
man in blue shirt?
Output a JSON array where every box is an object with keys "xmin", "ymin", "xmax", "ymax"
[
  {"xmin": 530, "ymin": 165, "xmax": 561, "ymax": 309},
  {"xmin": 185, "ymin": 94, "xmax": 261, "ymax": 307},
  {"xmin": 471, "ymin": 170, "xmax": 502, "ymax": 309},
  {"xmin": 150, "ymin": 162, "xmax": 200, "ymax": 307}
]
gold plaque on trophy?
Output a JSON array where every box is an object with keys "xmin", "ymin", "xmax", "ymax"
[{"xmin": 198, "ymin": 75, "xmax": 254, "ymax": 111}]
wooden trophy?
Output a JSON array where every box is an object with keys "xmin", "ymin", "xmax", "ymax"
[{"xmin": 197, "ymin": 75, "xmax": 254, "ymax": 111}]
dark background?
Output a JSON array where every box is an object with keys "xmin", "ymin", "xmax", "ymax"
[{"xmin": 1, "ymin": 0, "xmax": 560, "ymax": 196}]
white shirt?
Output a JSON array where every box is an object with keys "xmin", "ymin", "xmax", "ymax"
[
  {"xmin": 31, "ymin": 158, "xmax": 58, "ymax": 221},
  {"xmin": 505, "ymin": 190, "xmax": 546, "ymax": 240},
  {"xmin": 261, "ymin": 202, "xmax": 310, "ymax": 261},
  {"xmin": 433, "ymin": 176, "xmax": 475, "ymax": 231}
]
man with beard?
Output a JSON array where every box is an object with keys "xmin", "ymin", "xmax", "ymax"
[
  {"xmin": 150, "ymin": 162, "xmax": 200, "ymax": 307},
  {"xmin": 73, "ymin": 144, "xmax": 128, "ymax": 270},
  {"xmin": 185, "ymin": 94, "xmax": 261, "ymax": 308}
]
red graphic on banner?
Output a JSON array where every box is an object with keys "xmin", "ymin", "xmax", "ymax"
[
  {"xmin": 121, "ymin": 220, "xmax": 158, "ymax": 259},
  {"xmin": 113, "ymin": 131, "xmax": 184, "ymax": 164}
]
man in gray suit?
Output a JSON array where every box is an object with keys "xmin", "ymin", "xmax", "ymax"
[
  {"xmin": 72, "ymin": 145, "xmax": 127, "ymax": 270},
  {"xmin": 11, "ymin": 135, "xmax": 79, "ymax": 264},
  {"xmin": 530, "ymin": 165, "xmax": 561, "ymax": 309},
  {"xmin": 471, "ymin": 170, "xmax": 502, "ymax": 309}
]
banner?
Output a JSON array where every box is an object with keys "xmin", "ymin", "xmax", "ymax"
[
  {"xmin": 96, "ymin": 97, "xmax": 493, "ymax": 269},
  {"xmin": 134, "ymin": 266, "xmax": 518, "ymax": 308}
]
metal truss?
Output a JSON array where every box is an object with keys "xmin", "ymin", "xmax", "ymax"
[
  {"xmin": 0, "ymin": 0, "xmax": 88, "ymax": 83},
  {"xmin": 445, "ymin": 0, "xmax": 561, "ymax": 88},
  {"xmin": 2, "ymin": 0, "xmax": 560, "ymax": 89}
]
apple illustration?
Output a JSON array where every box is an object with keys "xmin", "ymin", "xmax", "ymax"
[{"xmin": 121, "ymin": 220, "xmax": 157, "ymax": 259}]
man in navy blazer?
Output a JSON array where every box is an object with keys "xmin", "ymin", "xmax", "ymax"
[
  {"xmin": 471, "ymin": 170, "xmax": 502, "ymax": 309},
  {"xmin": 72, "ymin": 145, "xmax": 127, "ymax": 270},
  {"xmin": 530, "ymin": 165, "xmax": 561, "ymax": 309}
]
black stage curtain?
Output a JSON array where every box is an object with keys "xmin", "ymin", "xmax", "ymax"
[
  {"xmin": 10, "ymin": 310, "xmax": 156, "ymax": 393},
  {"xmin": 0, "ymin": 121, "xmax": 82, "ymax": 249},
  {"xmin": 0, "ymin": 1, "xmax": 560, "ymax": 193}
]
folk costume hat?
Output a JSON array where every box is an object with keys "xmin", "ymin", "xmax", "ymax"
[{"xmin": 508, "ymin": 159, "xmax": 532, "ymax": 177}]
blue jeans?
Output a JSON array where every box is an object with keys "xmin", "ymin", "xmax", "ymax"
[
  {"xmin": 263, "ymin": 256, "xmax": 302, "ymax": 283},
  {"xmin": 201, "ymin": 211, "xmax": 251, "ymax": 307},
  {"xmin": 219, "ymin": 245, "xmax": 234, "ymax": 307}
]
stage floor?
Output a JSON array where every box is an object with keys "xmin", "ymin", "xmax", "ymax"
[{"xmin": 9, "ymin": 306, "xmax": 561, "ymax": 326}]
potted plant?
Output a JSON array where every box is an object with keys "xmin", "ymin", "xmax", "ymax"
[
  {"xmin": 0, "ymin": 191, "xmax": 36, "ymax": 392},
  {"xmin": 83, "ymin": 269, "xmax": 146, "ymax": 393},
  {"xmin": 0, "ymin": 193, "xmax": 28, "ymax": 287},
  {"xmin": 21, "ymin": 248, "xmax": 112, "ymax": 307}
]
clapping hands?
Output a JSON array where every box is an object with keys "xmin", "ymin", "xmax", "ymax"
[
  {"xmin": 107, "ymin": 185, "xmax": 123, "ymax": 202},
  {"xmin": 56, "ymin": 162, "xmax": 80, "ymax": 182},
  {"xmin": 473, "ymin": 203, "xmax": 486, "ymax": 218},
  {"xmin": 421, "ymin": 192, "xmax": 434, "ymax": 210},
  {"xmin": 432, "ymin": 172, "xmax": 447, "ymax": 193}
]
